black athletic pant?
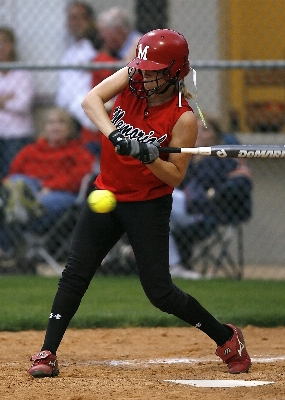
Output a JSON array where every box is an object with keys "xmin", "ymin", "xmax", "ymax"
[{"xmin": 42, "ymin": 195, "xmax": 232, "ymax": 354}]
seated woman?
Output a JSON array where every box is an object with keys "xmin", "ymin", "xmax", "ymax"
[
  {"xmin": 169, "ymin": 114, "xmax": 253, "ymax": 279},
  {"xmin": 1, "ymin": 107, "xmax": 95, "ymax": 255}
]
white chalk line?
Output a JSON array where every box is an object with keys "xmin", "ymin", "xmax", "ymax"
[
  {"xmin": 165, "ymin": 379, "xmax": 275, "ymax": 387},
  {"xmin": 62, "ymin": 355, "xmax": 285, "ymax": 367},
  {"xmin": 3, "ymin": 355, "xmax": 285, "ymax": 368}
]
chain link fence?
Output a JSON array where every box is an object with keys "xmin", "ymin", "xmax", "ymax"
[{"xmin": 0, "ymin": 0, "xmax": 285, "ymax": 276}]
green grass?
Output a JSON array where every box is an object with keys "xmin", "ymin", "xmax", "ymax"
[{"xmin": 0, "ymin": 275, "xmax": 284, "ymax": 331}]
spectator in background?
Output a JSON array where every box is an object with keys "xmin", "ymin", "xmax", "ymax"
[
  {"xmin": 169, "ymin": 114, "xmax": 253, "ymax": 279},
  {"xmin": 55, "ymin": 1, "xmax": 102, "ymax": 133},
  {"xmin": 80, "ymin": 38, "xmax": 121, "ymax": 156},
  {"xmin": 0, "ymin": 27, "xmax": 35, "ymax": 180},
  {"xmin": 79, "ymin": 7, "xmax": 143, "ymax": 156},
  {"xmin": 97, "ymin": 7, "xmax": 143, "ymax": 62},
  {"xmin": 1, "ymin": 107, "xmax": 95, "ymax": 239}
]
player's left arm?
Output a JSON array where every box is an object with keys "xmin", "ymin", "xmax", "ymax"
[
  {"xmin": 146, "ymin": 111, "xmax": 198, "ymax": 187},
  {"xmin": 82, "ymin": 67, "xmax": 129, "ymax": 137}
]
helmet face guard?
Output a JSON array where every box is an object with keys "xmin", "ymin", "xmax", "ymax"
[
  {"xmin": 128, "ymin": 63, "xmax": 176, "ymax": 99},
  {"xmin": 127, "ymin": 29, "xmax": 190, "ymax": 98}
]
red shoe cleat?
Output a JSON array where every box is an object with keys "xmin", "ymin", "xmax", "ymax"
[
  {"xmin": 27, "ymin": 350, "xmax": 59, "ymax": 378},
  {"xmin": 216, "ymin": 324, "xmax": 251, "ymax": 374}
]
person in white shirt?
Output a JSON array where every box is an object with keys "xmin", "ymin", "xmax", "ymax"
[
  {"xmin": 55, "ymin": 2, "xmax": 101, "ymax": 132},
  {"xmin": 0, "ymin": 27, "xmax": 35, "ymax": 179}
]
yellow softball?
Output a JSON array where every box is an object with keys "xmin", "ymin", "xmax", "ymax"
[{"xmin": 87, "ymin": 190, "xmax": 117, "ymax": 213}]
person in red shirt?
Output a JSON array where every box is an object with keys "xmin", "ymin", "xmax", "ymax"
[
  {"xmin": 3, "ymin": 106, "xmax": 95, "ymax": 230},
  {"xmin": 28, "ymin": 30, "xmax": 251, "ymax": 378}
]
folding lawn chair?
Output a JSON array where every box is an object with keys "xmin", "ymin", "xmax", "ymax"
[
  {"xmin": 191, "ymin": 222, "xmax": 245, "ymax": 280},
  {"xmin": 1, "ymin": 170, "xmax": 96, "ymax": 275}
]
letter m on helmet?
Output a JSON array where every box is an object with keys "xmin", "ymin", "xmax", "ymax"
[{"xmin": 137, "ymin": 44, "xmax": 149, "ymax": 60}]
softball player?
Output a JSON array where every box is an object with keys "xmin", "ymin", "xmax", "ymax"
[{"xmin": 28, "ymin": 29, "xmax": 251, "ymax": 377}]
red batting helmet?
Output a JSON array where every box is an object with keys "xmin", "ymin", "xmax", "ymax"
[{"xmin": 128, "ymin": 29, "xmax": 190, "ymax": 80}]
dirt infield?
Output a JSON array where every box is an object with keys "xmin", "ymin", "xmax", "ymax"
[{"xmin": 1, "ymin": 326, "xmax": 285, "ymax": 399}]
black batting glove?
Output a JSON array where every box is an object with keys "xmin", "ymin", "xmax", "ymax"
[
  {"xmin": 109, "ymin": 130, "xmax": 141, "ymax": 156},
  {"xmin": 109, "ymin": 129, "xmax": 128, "ymax": 154},
  {"xmin": 108, "ymin": 129, "xmax": 124, "ymax": 145}
]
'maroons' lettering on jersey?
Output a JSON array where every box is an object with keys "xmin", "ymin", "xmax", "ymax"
[
  {"xmin": 137, "ymin": 44, "xmax": 149, "ymax": 60},
  {"xmin": 112, "ymin": 106, "xmax": 167, "ymax": 144}
]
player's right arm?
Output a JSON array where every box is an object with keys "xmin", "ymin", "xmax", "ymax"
[{"xmin": 81, "ymin": 67, "xmax": 129, "ymax": 138}]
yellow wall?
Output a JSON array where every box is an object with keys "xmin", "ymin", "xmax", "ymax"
[{"xmin": 224, "ymin": 0, "xmax": 285, "ymax": 131}]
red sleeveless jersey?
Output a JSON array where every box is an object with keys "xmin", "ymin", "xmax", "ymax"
[{"xmin": 95, "ymin": 84, "xmax": 193, "ymax": 202}]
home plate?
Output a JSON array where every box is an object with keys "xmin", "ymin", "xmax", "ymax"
[{"xmin": 165, "ymin": 380, "xmax": 275, "ymax": 387}]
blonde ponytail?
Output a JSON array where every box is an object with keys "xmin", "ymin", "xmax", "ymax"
[{"xmin": 179, "ymin": 80, "xmax": 194, "ymax": 100}]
